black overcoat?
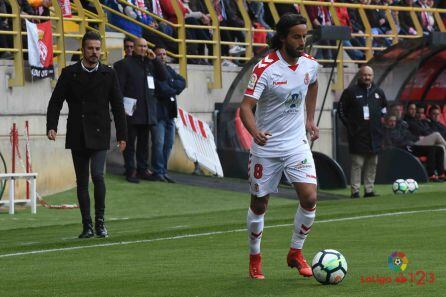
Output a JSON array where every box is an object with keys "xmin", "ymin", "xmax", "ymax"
[
  {"xmin": 46, "ymin": 62, "xmax": 127, "ymax": 150},
  {"xmin": 338, "ymin": 82, "xmax": 388, "ymax": 154},
  {"xmin": 114, "ymin": 55, "xmax": 168, "ymax": 125}
]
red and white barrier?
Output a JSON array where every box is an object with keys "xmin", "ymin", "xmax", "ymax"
[{"xmin": 176, "ymin": 108, "xmax": 224, "ymax": 177}]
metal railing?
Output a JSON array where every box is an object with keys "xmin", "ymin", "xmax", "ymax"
[{"xmin": 0, "ymin": 0, "xmax": 445, "ymax": 89}]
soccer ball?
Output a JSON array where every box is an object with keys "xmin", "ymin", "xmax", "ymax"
[
  {"xmin": 392, "ymin": 179, "xmax": 409, "ymax": 194},
  {"xmin": 405, "ymin": 179, "xmax": 419, "ymax": 194},
  {"xmin": 311, "ymin": 249, "xmax": 348, "ymax": 285}
]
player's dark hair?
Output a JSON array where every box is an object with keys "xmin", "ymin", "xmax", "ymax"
[
  {"xmin": 269, "ymin": 13, "xmax": 307, "ymax": 50},
  {"xmin": 82, "ymin": 31, "xmax": 102, "ymax": 49}
]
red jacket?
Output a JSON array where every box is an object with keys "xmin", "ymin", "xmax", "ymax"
[{"xmin": 159, "ymin": 0, "xmax": 187, "ymax": 24}]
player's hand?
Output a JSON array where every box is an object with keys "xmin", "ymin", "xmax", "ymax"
[
  {"xmin": 147, "ymin": 48, "xmax": 156, "ymax": 60},
  {"xmin": 47, "ymin": 129, "xmax": 57, "ymax": 141},
  {"xmin": 117, "ymin": 140, "xmax": 126, "ymax": 152},
  {"xmin": 306, "ymin": 121, "xmax": 319, "ymax": 141},
  {"xmin": 253, "ymin": 131, "xmax": 271, "ymax": 146}
]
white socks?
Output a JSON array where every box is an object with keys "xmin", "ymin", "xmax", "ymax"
[
  {"xmin": 247, "ymin": 208, "xmax": 265, "ymax": 255},
  {"xmin": 291, "ymin": 205, "xmax": 316, "ymax": 249}
]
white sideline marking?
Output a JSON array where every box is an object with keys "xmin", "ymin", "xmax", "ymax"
[{"xmin": 0, "ymin": 208, "xmax": 445, "ymax": 258}]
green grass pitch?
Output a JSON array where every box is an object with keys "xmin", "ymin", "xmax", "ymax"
[{"xmin": 0, "ymin": 175, "xmax": 445, "ymax": 297}]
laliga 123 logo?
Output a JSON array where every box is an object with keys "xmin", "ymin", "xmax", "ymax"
[{"xmin": 388, "ymin": 251, "xmax": 408, "ymax": 272}]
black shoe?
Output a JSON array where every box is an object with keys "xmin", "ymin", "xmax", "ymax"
[
  {"xmin": 138, "ymin": 169, "xmax": 154, "ymax": 180},
  {"xmin": 126, "ymin": 170, "xmax": 140, "ymax": 183},
  {"xmin": 351, "ymin": 192, "xmax": 360, "ymax": 199},
  {"xmin": 364, "ymin": 191, "xmax": 379, "ymax": 198},
  {"xmin": 95, "ymin": 218, "xmax": 108, "ymax": 238},
  {"xmin": 164, "ymin": 175, "xmax": 176, "ymax": 183},
  {"xmin": 78, "ymin": 223, "xmax": 94, "ymax": 238},
  {"xmin": 147, "ymin": 174, "xmax": 167, "ymax": 182}
]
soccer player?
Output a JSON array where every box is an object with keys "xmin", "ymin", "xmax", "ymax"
[{"xmin": 240, "ymin": 14, "xmax": 319, "ymax": 279}]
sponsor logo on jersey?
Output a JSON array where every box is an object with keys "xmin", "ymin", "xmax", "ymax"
[
  {"xmin": 284, "ymin": 92, "xmax": 303, "ymax": 114},
  {"xmin": 304, "ymin": 72, "xmax": 310, "ymax": 85},
  {"xmin": 253, "ymin": 183, "xmax": 259, "ymax": 192},
  {"xmin": 375, "ymin": 93, "xmax": 380, "ymax": 99},
  {"xmin": 247, "ymin": 73, "xmax": 258, "ymax": 90},
  {"xmin": 273, "ymin": 81, "xmax": 287, "ymax": 86}
]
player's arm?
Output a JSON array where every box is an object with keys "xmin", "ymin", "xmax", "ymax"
[
  {"xmin": 305, "ymin": 80, "xmax": 319, "ymax": 141},
  {"xmin": 240, "ymin": 96, "xmax": 270, "ymax": 146}
]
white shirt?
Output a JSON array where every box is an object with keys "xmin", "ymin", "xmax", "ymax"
[{"xmin": 244, "ymin": 50, "xmax": 319, "ymax": 157}]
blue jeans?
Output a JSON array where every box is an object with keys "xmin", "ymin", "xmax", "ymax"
[
  {"xmin": 342, "ymin": 40, "xmax": 365, "ymax": 61},
  {"xmin": 151, "ymin": 119, "xmax": 175, "ymax": 177}
]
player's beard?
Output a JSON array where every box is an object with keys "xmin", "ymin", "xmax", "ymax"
[{"xmin": 285, "ymin": 44, "xmax": 304, "ymax": 59}]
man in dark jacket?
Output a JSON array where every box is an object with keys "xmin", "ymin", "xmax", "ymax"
[
  {"xmin": 339, "ymin": 66, "xmax": 388, "ymax": 198},
  {"xmin": 427, "ymin": 105, "xmax": 446, "ymax": 139},
  {"xmin": 114, "ymin": 37, "xmax": 168, "ymax": 183},
  {"xmin": 151, "ymin": 46, "xmax": 186, "ymax": 183},
  {"xmin": 113, "ymin": 37, "xmax": 134, "ymax": 74},
  {"xmin": 46, "ymin": 31, "xmax": 127, "ymax": 238}
]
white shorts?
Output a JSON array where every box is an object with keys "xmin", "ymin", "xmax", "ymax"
[{"xmin": 248, "ymin": 151, "xmax": 317, "ymax": 197}]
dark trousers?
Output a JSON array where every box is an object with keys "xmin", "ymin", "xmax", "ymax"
[
  {"xmin": 410, "ymin": 145, "xmax": 445, "ymax": 176},
  {"xmin": 123, "ymin": 123, "xmax": 150, "ymax": 174},
  {"xmin": 71, "ymin": 149, "xmax": 107, "ymax": 225}
]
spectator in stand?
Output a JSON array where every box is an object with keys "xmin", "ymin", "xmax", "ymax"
[
  {"xmin": 427, "ymin": 105, "xmax": 446, "ymax": 139},
  {"xmin": 338, "ymin": 66, "xmax": 388, "ymax": 198},
  {"xmin": 213, "ymin": 0, "xmax": 242, "ymax": 66},
  {"xmin": 366, "ymin": 0, "xmax": 392, "ymax": 47},
  {"xmin": 306, "ymin": 0, "xmax": 334, "ymax": 61},
  {"xmin": 248, "ymin": 1, "xmax": 273, "ymax": 40},
  {"xmin": 0, "ymin": 0, "xmax": 12, "ymax": 59},
  {"xmin": 20, "ymin": 0, "xmax": 51, "ymax": 17},
  {"xmin": 159, "ymin": 0, "xmax": 211, "ymax": 64},
  {"xmin": 108, "ymin": 0, "xmax": 144, "ymax": 37},
  {"xmin": 224, "ymin": 0, "xmax": 247, "ymax": 57},
  {"xmin": 188, "ymin": 0, "xmax": 213, "ymax": 62},
  {"xmin": 182, "ymin": 0, "xmax": 212, "ymax": 64},
  {"xmin": 334, "ymin": 0, "xmax": 366, "ymax": 61},
  {"xmin": 399, "ymin": 0, "xmax": 419, "ymax": 35},
  {"xmin": 418, "ymin": 0, "xmax": 436, "ymax": 34},
  {"xmin": 347, "ymin": 0, "xmax": 367, "ymax": 47},
  {"xmin": 383, "ymin": 114, "xmax": 445, "ymax": 181},
  {"xmin": 151, "ymin": 46, "xmax": 186, "ymax": 183}
]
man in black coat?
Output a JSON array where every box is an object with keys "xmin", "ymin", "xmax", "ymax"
[
  {"xmin": 151, "ymin": 46, "xmax": 186, "ymax": 183},
  {"xmin": 46, "ymin": 31, "xmax": 127, "ymax": 238},
  {"xmin": 339, "ymin": 66, "xmax": 388, "ymax": 198},
  {"xmin": 113, "ymin": 37, "xmax": 134, "ymax": 74},
  {"xmin": 114, "ymin": 37, "xmax": 168, "ymax": 183},
  {"xmin": 427, "ymin": 105, "xmax": 446, "ymax": 139}
]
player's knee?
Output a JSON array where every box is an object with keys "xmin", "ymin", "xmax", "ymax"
[
  {"xmin": 250, "ymin": 197, "xmax": 268, "ymax": 214},
  {"xmin": 300, "ymin": 192, "xmax": 317, "ymax": 209}
]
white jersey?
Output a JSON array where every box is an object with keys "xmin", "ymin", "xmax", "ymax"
[{"xmin": 244, "ymin": 50, "xmax": 319, "ymax": 158}]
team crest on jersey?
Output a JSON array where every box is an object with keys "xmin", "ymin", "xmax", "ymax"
[
  {"xmin": 248, "ymin": 73, "xmax": 258, "ymax": 90},
  {"xmin": 304, "ymin": 72, "xmax": 310, "ymax": 85}
]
